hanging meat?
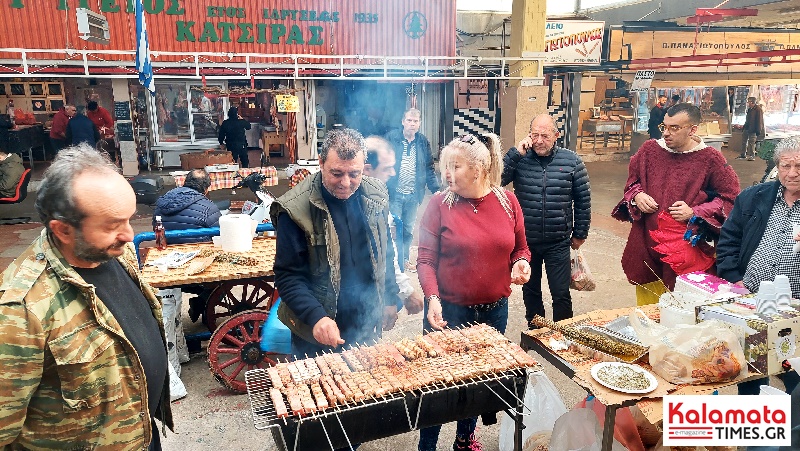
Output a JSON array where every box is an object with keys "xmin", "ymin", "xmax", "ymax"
[{"xmin": 286, "ymin": 112, "xmax": 297, "ymax": 164}]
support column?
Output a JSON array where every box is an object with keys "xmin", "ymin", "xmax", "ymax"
[
  {"xmin": 112, "ymin": 79, "xmax": 138, "ymax": 176},
  {"xmin": 500, "ymin": 0, "xmax": 549, "ymax": 153}
]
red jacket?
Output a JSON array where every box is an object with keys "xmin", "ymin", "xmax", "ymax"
[
  {"xmin": 49, "ymin": 108, "xmax": 70, "ymax": 139},
  {"xmin": 87, "ymin": 106, "xmax": 114, "ymax": 136}
]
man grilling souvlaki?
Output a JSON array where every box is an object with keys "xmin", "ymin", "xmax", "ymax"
[{"xmin": 270, "ymin": 128, "xmax": 402, "ymax": 359}]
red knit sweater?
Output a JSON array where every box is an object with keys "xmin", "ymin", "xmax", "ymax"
[
  {"xmin": 619, "ymin": 139, "xmax": 740, "ymax": 287},
  {"xmin": 417, "ymin": 190, "xmax": 531, "ymax": 306}
]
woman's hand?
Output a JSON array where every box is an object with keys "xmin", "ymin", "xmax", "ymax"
[
  {"xmin": 511, "ymin": 259, "xmax": 531, "ymax": 285},
  {"xmin": 426, "ymin": 296, "xmax": 447, "ymax": 330}
]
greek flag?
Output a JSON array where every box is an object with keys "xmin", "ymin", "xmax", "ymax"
[{"xmin": 134, "ymin": 0, "xmax": 154, "ymax": 93}]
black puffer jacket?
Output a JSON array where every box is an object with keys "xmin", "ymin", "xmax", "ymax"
[
  {"xmin": 501, "ymin": 146, "xmax": 591, "ymax": 243},
  {"xmin": 153, "ymin": 187, "xmax": 221, "ymax": 244}
]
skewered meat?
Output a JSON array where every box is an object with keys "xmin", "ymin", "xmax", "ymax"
[
  {"xmin": 270, "ymin": 388, "xmax": 288, "ymax": 418},
  {"xmin": 530, "ymin": 315, "xmax": 647, "ymax": 357}
]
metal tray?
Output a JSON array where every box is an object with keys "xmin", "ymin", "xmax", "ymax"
[
  {"xmin": 603, "ymin": 316, "xmax": 643, "ymax": 344},
  {"xmin": 566, "ymin": 325, "xmax": 648, "ymax": 364}
]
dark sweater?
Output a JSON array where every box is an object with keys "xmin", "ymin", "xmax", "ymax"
[{"xmin": 218, "ymin": 118, "xmax": 251, "ymax": 148}]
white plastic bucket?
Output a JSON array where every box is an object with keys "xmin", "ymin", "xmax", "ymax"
[{"xmin": 658, "ymin": 292, "xmax": 705, "ymax": 328}]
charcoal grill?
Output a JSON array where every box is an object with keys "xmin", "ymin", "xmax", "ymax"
[
  {"xmin": 247, "ymin": 367, "xmax": 529, "ymax": 450},
  {"xmin": 245, "ymin": 324, "xmax": 538, "ymax": 451}
]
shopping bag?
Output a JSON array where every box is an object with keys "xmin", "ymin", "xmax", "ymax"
[
  {"xmin": 499, "ymin": 371, "xmax": 568, "ymax": 451},
  {"xmin": 549, "ymin": 406, "xmax": 628, "ymax": 451},
  {"xmin": 260, "ymin": 298, "xmax": 292, "ymax": 354},
  {"xmin": 570, "ymin": 249, "xmax": 596, "ymax": 291},
  {"xmin": 629, "ymin": 310, "xmax": 747, "ymax": 385}
]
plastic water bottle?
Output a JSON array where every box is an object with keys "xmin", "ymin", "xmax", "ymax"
[{"xmin": 154, "ymin": 216, "xmax": 167, "ymax": 250}]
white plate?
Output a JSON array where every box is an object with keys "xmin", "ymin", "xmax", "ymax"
[{"xmin": 590, "ymin": 362, "xmax": 658, "ymax": 394}]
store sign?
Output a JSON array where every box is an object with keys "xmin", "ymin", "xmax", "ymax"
[
  {"xmin": 630, "ymin": 70, "xmax": 655, "ymax": 93},
  {"xmin": 1, "ymin": 0, "xmax": 455, "ymax": 57},
  {"xmin": 276, "ymin": 95, "xmax": 299, "ymax": 113},
  {"xmin": 608, "ymin": 28, "xmax": 799, "ymax": 73},
  {"xmin": 544, "ymin": 20, "xmax": 604, "ymax": 65}
]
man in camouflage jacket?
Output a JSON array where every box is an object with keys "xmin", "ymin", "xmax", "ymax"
[{"xmin": 0, "ymin": 145, "xmax": 173, "ymax": 450}]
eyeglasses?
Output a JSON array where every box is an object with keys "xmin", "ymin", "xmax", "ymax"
[{"xmin": 658, "ymin": 123, "xmax": 695, "ymax": 133}]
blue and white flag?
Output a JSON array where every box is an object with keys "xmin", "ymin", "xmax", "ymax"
[{"xmin": 134, "ymin": 0, "xmax": 154, "ymax": 93}]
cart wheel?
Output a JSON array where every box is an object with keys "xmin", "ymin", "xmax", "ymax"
[
  {"xmin": 207, "ymin": 310, "xmax": 287, "ymax": 393},
  {"xmin": 204, "ymin": 279, "xmax": 276, "ymax": 331}
]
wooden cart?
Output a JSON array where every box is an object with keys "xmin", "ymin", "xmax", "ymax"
[{"xmin": 140, "ymin": 237, "xmax": 285, "ymax": 392}]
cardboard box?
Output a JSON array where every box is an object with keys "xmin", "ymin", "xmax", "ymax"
[
  {"xmin": 675, "ymin": 271, "xmax": 748, "ymax": 298},
  {"xmin": 179, "ymin": 151, "xmax": 233, "ymax": 170},
  {"xmin": 698, "ymin": 301, "xmax": 800, "ymax": 375}
]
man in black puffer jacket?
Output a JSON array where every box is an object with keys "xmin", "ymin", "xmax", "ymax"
[
  {"xmin": 153, "ymin": 168, "xmax": 221, "ymax": 244},
  {"xmin": 501, "ymin": 114, "xmax": 591, "ymax": 325}
]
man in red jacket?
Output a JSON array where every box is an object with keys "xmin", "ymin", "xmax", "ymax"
[
  {"xmin": 49, "ymin": 104, "xmax": 75, "ymax": 153},
  {"xmin": 613, "ymin": 103, "xmax": 740, "ymax": 305},
  {"xmin": 87, "ymin": 100, "xmax": 115, "ymax": 138}
]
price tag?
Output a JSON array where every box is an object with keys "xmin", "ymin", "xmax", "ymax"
[{"xmin": 276, "ymin": 95, "xmax": 299, "ymax": 113}]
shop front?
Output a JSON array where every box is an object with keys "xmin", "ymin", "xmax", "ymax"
[
  {"xmin": 602, "ymin": 24, "xmax": 800, "ymax": 153},
  {"xmin": 0, "ymin": 0, "xmax": 456, "ymax": 172}
]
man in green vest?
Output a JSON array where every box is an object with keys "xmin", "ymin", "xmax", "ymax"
[{"xmin": 270, "ymin": 128, "xmax": 401, "ymax": 357}]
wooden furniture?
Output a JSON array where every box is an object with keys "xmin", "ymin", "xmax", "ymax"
[
  {"xmin": 261, "ymin": 130, "xmax": 287, "ymax": 158},
  {"xmin": 0, "ymin": 81, "xmax": 64, "ymax": 116}
]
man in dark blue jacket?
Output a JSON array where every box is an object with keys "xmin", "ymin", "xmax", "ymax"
[
  {"xmin": 384, "ymin": 108, "xmax": 440, "ymax": 266},
  {"xmin": 502, "ymin": 114, "xmax": 591, "ymax": 325},
  {"xmin": 65, "ymin": 107, "xmax": 100, "ymax": 148},
  {"xmin": 717, "ymin": 137, "xmax": 800, "ymax": 397},
  {"xmin": 153, "ymin": 168, "xmax": 221, "ymax": 244}
]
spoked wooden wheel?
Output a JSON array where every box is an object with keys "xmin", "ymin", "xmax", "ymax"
[
  {"xmin": 204, "ymin": 279, "xmax": 276, "ymax": 331},
  {"xmin": 207, "ymin": 310, "xmax": 287, "ymax": 393}
]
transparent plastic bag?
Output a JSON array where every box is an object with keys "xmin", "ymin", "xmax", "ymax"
[
  {"xmin": 499, "ymin": 371, "xmax": 568, "ymax": 451},
  {"xmin": 570, "ymin": 249, "xmax": 596, "ymax": 291}
]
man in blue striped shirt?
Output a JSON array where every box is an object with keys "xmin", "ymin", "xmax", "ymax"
[{"xmin": 385, "ymin": 108, "xmax": 440, "ymax": 266}]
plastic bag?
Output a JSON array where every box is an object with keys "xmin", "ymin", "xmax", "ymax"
[
  {"xmin": 570, "ymin": 249, "xmax": 596, "ymax": 291},
  {"xmin": 158, "ymin": 288, "xmax": 183, "ymax": 377},
  {"xmin": 499, "ymin": 371, "xmax": 568, "ymax": 451},
  {"xmin": 549, "ymin": 407, "xmax": 628, "ymax": 451},
  {"xmin": 629, "ymin": 310, "xmax": 747, "ymax": 384}
]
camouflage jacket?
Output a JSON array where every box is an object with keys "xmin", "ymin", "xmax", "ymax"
[{"xmin": 0, "ymin": 230, "xmax": 173, "ymax": 450}]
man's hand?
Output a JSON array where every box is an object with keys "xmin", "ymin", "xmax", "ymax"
[
  {"xmin": 570, "ymin": 237, "xmax": 586, "ymax": 250},
  {"xmin": 382, "ymin": 306, "xmax": 398, "ymax": 331},
  {"xmin": 633, "ymin": 192, "xmax": 659, "ymax": 214},
  {"xmin": 517, "ymin": 135, "xmax": 533, "ymax": 156},
  {"xmin": 426, "ymin": 297, "xmax": 447, "ymax": 330},
  {"xmin": 404, "ymin": 291, "xmax": 424, "ymax": 314},
  {"xmin": 668, "ymin": 201, "xmax": 694, "ymax": 222},
  {"xmin": 511, "ymin": 259, "xmax": 531, "ymax": 285},
  {"xmin": 312, "ymin": 317, "xmax": 345, "ymax": 348}
]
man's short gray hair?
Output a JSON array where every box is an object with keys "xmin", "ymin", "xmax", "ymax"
[
  {"xmin": 35, "ymin": 143, "xmax": 119, "ymax": 230},
  {"xmin": 773, "ymin": 136, "xmax": 800, "ymax": 163},
  {"xmin": 184, "ymin": 168, "xmax": 211, "ymax": 194},
  {"xmin": 404, "ymin": 108, "xmax": 421, "ymax": 120},
  {"xmin": 319, "ymin": 128, "xmax": 366, "ymax": 163}
]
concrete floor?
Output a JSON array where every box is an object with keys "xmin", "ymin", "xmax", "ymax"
[{"xmin": 0, "ymin": 143, "xmax": 771, "ymax": 450}]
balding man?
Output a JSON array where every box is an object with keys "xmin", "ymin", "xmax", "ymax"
[
  {"xmin": 0, "ymin": 144, "xmax": 172, "ymax": 449},
  {"xmin": 48, "ymin": 104, "xmax": 76, "ymax": 153},
  {"xmin": 364, "ymin": 135, "xmax": 424, "ymax": 315},
  {"xmin": 501, "ymin": 114, "xmax": 591, "ymax": 325}
]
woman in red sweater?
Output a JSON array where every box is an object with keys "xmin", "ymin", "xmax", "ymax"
[{"xmin": 416, "ymin": 133, "xmax": 531, "ymax": 451}]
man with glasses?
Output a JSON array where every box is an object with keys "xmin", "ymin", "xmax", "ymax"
[
  {"xmin": 501, "ymin": 114, "xmax": 591, "ymax": 326},
  {"xmin": 613, "ymin": 103, "xmax": 740, "ymax": 305},
  {"xmin": 717, "ymin": 137, "xmax": 800, "ymax": 397}
]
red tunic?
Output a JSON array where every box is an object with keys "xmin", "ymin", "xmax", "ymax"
[
  {"xmin": 417, "ymin": 190, "xmax": 531, "ymax": 306},
  {"xmin": 616, "ymin": 139, "xmax": 740, "ymax": 287}
]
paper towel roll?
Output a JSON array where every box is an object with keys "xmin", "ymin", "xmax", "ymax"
[{"xmin": 219, "ymin": 214, "xmax": 254, "ymax": 253}]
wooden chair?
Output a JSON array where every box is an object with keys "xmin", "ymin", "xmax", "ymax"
[{"xmin": 0, "ymin": 168, "xmax": 33, "ymax": 224}]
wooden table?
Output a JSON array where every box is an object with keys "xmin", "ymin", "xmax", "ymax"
[
  {"xmin": 140, "ymin": 238, "xmax": 276, "ymax": 288},
  {"xmin": 582, "ymin": 119, "xmax": 623, "ymax": 151},
  {"xmin": 519, "ymin": 306, "xmax": 761, "ymax": 451}
]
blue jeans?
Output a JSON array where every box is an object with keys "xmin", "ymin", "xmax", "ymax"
[
  {"xmin": 390, "ymin": 192, "xmax": 419, "ymax": 265},
  {"xmin": 418, "ymin": 298, "xmax": 508, "ymax": 451}
]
